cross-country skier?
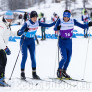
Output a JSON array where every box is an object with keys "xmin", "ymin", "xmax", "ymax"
[
  {"xmin": 0, "ymin": 11, "xmax": 18, "ymax": 86},
  {"xmin": 82, "ymin": 10, "xmax": 90, "ymax": 38},
  {"xmin": 17, "ymin": 11, "xmax": 56, "ymax": 80},
  {"xmin": 54, "ymin": 10, "xmax": 92, "ymax": 79}
]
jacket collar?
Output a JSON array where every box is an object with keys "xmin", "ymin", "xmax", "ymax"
[{"xmin": 29, "ymin": 19, "xmax": 36, "ymax": 24}]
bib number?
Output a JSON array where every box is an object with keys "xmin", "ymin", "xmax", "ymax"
[
  {"xmin": 65, "ymin": 33, "xmax": 70, "ymax": 37},
  {"xmin": 30, "ymin": 34, "xmax": 35, "ymax": 38}
]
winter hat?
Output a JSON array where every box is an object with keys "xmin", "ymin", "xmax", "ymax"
[
  {"xmin": 30, "ymin": 11, "xmax": 38, "ymax": 18},
  {"xmin": 4, "ymin": 10, "xmax": 14, "ymax": 19},
  {"xmin": 63, "ymin": 10, "xmax": 71, "ymax": 18}
]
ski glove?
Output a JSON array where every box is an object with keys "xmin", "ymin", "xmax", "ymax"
[
  {"xmin": 57, "ymin": 25, "xmax": 61, "ymax": 30},
  {"xmin": 4, "ymin": 47, "xmax": 11, "ymax": 55},
  {"xmin": 88, "ymin": 21, "xmax": 92, "ymax": 27},
  {"xmin": 17, "ymin": 30, "xmax": 22, "ymax": 36},
  {"xmin": 17, "ymin": 28, "xmax": 29, "ymax": 36},
  {"xmin": 24, "ymin": 27, "xmax": 29, "ymax": 32}
]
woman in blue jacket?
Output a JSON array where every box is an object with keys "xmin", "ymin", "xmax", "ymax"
[
  {"xmin": 54, "ymin": 10, "xmax": 92, "ymax": 79},
  {"xmin": 17, "ymin": 11, "xmax": 55, "ymax": 79}
]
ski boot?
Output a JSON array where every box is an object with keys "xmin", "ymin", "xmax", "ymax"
[
  {"xmin": 41, "ymin": 38, "xmax": 44, "ymax": 40},
  {"xmin": 32, "ymin": 70, "xmax": 40, "ymax": 79},
  {"xmin": 86, "ymin": 33, "xmax": 88, "ymax": 38},
  {"xmin": 84, "ymin": 34, "xmax": 86, "ymax": 38},
  {"xmin": 0, "ymin": 73, "xmax": 7, "ymax": 87},
  {"xmin": 62, "ymin": 70, "xmax": 71, "ymax": 79},
  {"xmin": 0, "ymin": 78, "xmax": 10, "ymax": 87},
  {"xmin": 21, "ymin": 70, "xmax": 26, "ymax": 80},
  {"xmin": 0, "ymin": 77, "xmax": 5, "ymax": 87},
  {"xmin": 57, "ymin": 69, "xmax": 64, "ymax": 79}
]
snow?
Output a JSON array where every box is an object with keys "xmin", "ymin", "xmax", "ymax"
[{"xmin": 1, "ymin": 1, "xmax": 92, "ymax": 92}]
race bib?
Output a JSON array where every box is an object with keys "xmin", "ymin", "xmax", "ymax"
[
  {"xmin": 24, "ymin": 31, "xmax": 37, "ymax": 38},
  {"xmin": 59, "ymin": 29, "xmax": 73, "ymax": 38}
]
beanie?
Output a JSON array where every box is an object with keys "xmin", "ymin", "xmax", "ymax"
[
  {"xmin": 4, "ymin": 10, "xmax": 14, "ymax": 19},
  {"xmin": 30, "ymin": 11, "xmax": 38, "ymax": 18}
]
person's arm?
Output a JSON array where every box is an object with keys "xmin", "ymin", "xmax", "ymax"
[
  {"xmin": 39, "ymin": 21, "xmax": 55, "ymax": 27},
  {"xmin": 0, "ymin": 35, "xmax": 7, "ymax": 49},
  {"xmin": 0, "ymin": 26, "xmax": 7, "ymax": 49},
  {"xmin": 74, "ymin": 19, "xmax": 88, "ymax": 29},
  {"xmin": 17, "ymin": 22, "xmax": 27, "ymax": 36},
  {"xmin": 54, "ymin": 18, "xmax": 61, "ymax": 31}
]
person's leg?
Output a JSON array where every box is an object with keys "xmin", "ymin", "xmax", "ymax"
[
  {"xmin": 86, "ymin": 26, "xmax": 89, "ymax": 37},
  {"xmin": 43, "ymin": 31, "xmax": 45, "ymax": 40},
  {"xmin": 63, "ymin": 39, "xmax": 72, "ymax": 78},
  {"xmin": 84, "ymin": 28, "xmax": 86, "ymax": 37},
  {"xmin": 57, "ymin": 37, "xmax": 67, "ymax": 78},
  {"xmin": 44, "ymin": 30, "xmax": 46, "ymax": 39},
  {"xmin": 28, "ymin": 38, "xmax": 40, "ymax": 79},
  {"xmin": 20, "ymin": 38, "xmax": 28, "ymax": 79},
  {"xmin": 20, "ymin": 39, "xmax": 28, "ymax": 70},
  {"xmin": 28, "ymin": 39, "xmax": 36, "ymax": 69},
  {"xmin": 55, "ymin": 31, "xmax": 56, "ymax": 36},
  {"xmin": 41, "ymin": 27, "xmax": 43, "ymax": 40},
  {"xmin": 63, "ymin": 39, "xmax": 72, "ymax": 70},
  {"xmin": 43, "ymin": 28, "xmax": 45, "ymax": 40},
  {"xmin": 58, "ymin": 39, "xmax": 67, "ymax": 70},
  {"xmin": 0, "ymin": 50, "xmax": 7, "ymax": 80}
]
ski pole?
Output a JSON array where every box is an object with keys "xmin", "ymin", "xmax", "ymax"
[
  {"xmin": 9, "ymin": 36, "xmax": 26, "ymax": 80},
  {"xmin": 82, "ymin": 27, "xmax": 91, "ymax": 80},
  {"xmin": 53, "ymin": 31, "xmax": 60, "ymax": 77},
  {"xmin": 53, "ymin": 40, "xmax": 58, "ymax": 77}
]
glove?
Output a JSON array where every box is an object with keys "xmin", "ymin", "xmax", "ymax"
[
  {"xmin": 17, "ymin": 28, "xmax": 29, "ymax": 36},
  {"xmin": 88, "ymin": 21, "xmax": 92, "ymax": 27},
  {"xmin": 24, "ymin": 27, "xmax": 29, "ymax": 32},
  {"xmin": 4, "ymin": 47, "xmax": 11, "ymax": 55},
  {"xmin": 57, "ymin": 25, "xmax": 61, "ymax": 30},
  {"xmin": 17, "ymin": 30, "xmax": 21, "ymax": 36}
]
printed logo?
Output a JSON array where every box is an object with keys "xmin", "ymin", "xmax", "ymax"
[{"xmin": 29, "ymin": 27, "xmax": 38, "ymax": 31}]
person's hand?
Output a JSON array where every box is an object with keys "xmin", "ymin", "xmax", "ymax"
[
  {"xmin": 17, "ymin": 28, "xmax": 29, "ymax": 36},
  {"xmin": 4, "ymin": 47, "xmax": 11, "ymax": 55},
  {"xmin": 17, "ymin": 30, "xmax": 21, "ymax": 36},
  {"xmin": 24, "ymin": 27, "xmax": 29, "ymax": 32},
  {"xmin": 57, "ymin": 25, "xmax": 61, "ymax": 30}
]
